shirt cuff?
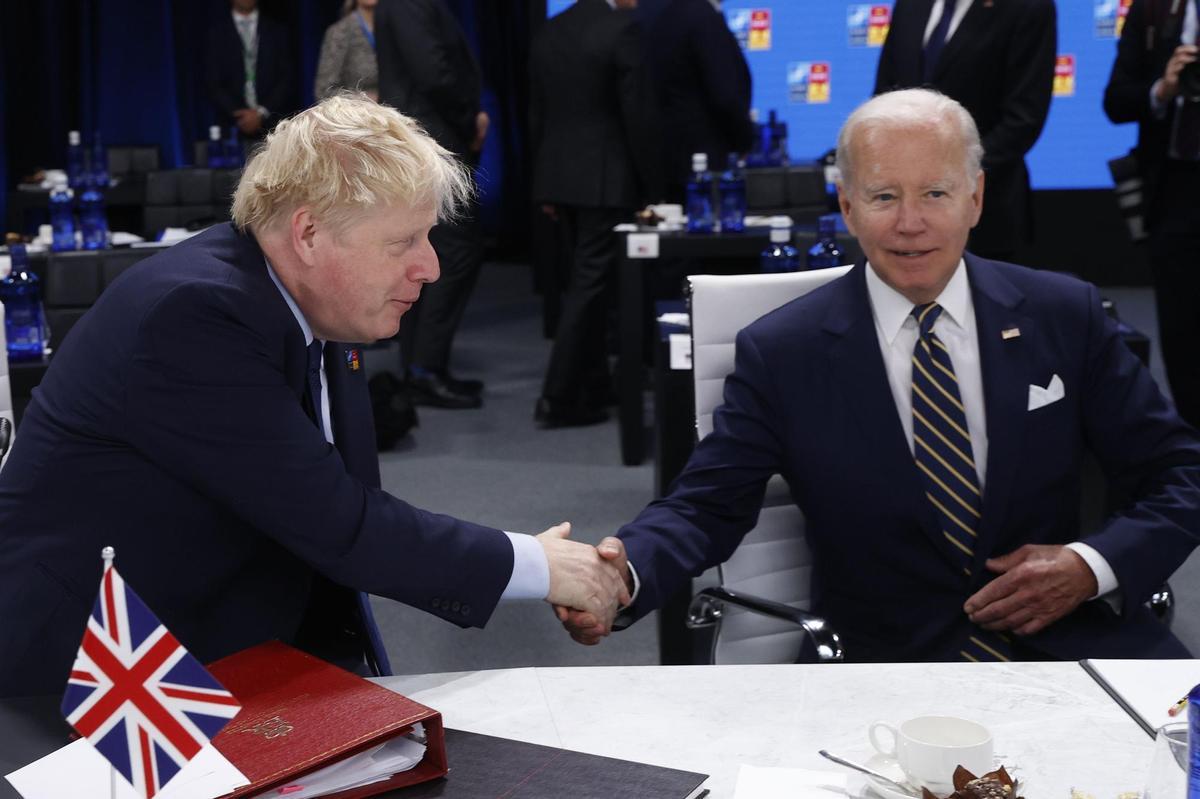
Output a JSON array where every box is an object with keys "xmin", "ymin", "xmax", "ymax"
[
  {"xmin": 500, "ymin": 532, "xmax": 550, "ymax": 600},
  {"xmin": 1149, "ymin": 81, "xmax": 1170, "ymax": 120},
  {"xmin": 625, "ymin": 559, "xmax": 641, "ymax": 608},
  {"xmin": 1065, "ymin": 541, "xmax": 1120, "ymax": 608}
]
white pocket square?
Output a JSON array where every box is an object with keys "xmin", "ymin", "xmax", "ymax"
[{"xmin": 1027, "ymin": 374, "xmax": 1065, "ymax": 411}]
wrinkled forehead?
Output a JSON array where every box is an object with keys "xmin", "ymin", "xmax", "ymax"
[{"xmin": 849, "ymin": 120, "xmax": 969, "ymax": 183}]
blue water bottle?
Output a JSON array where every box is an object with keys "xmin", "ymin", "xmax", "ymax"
[
  {"xmin": 686, "ymin": 153, "xmax": 714, "ymax": 234},
  {"xmin": 761, "ymin": 217, "xmax": 800, "ymax": 273},
  {"xmin": 1188, "ymin": 682, "xmax": 1200, "ymax": 797},
  {"xmin": 0, "ymin": 244, "xmax": 49, "ymax": 362},
  {"xmin": 91, "ymin": 131, "xmax": 109, "ymax": 188},
  {"xmin": 225, "ymin": 125, "xmax": 243, "ymax": 168},
  {"xmin": 806, "ymin": 214, "xmax": 844, "ymax": 270},
  {"xmin": 719, "ymin": 155, "xmax": 746, "ymax": 234},
  {"xmin": 66, "ymin": 130, "xmax": 87, "ymax": 190},
  {"xmin": 49, "ymin": 179, "xmax": 77, "ymax": 252},
  {"xmin": 79, "ymin": 185, "xmax": 109, "ymax": 250}
]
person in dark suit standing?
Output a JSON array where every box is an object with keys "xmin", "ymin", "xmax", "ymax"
[
  {"xmin": 205, "ymin": 0, "xmax": 294, "ymax": 141},
  {"xmin": 375, "ymin": 0, "xmax": 489, "ymax": 409},
  {"xmin": 647, "ymin": 0, "xmax": 754, "ymax": 202},
  {"xmin": 530, "ymin": 0, "xmax": 657, "ymax": 427},
  {"xmin": 1104, "ymin": 0, "xmax": 1200, "ymax": 430},
  {"xmin": 557, "ymin": 89, "xmax": 1200, "ymax": 662},
  {"xmin": 0, "ymin": 96, "xmax": 629, "ymax": 697},
  {"xmin": 874, "ymin": 0, "xmax": 1056, "ymax": 261}
]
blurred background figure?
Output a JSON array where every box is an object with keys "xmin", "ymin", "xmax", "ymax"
[
  {"xmin": 646, "ymin": 0, "xmax": 754, "ymax": 204},
  {"xmin": 530, "ymin": 0, "xmax": 657, "ymax": 428},
  {"xmin": 376, "ymin": 0, "xmax": 490, "ymax": 410},
  {"xmin": 874, "ymin": 0, "xmax": 1056, "ymax": 262},
  {"xmin": 314, "ymin": 0, "xmax": 380, "ymax": 101},
  {"xmin": 205, "ymin": 0, "xmax": 294, "ymax": 142},
  {"xmin": 1104, "ymin": 0, "xmax": 1200, "ymax": 431}
]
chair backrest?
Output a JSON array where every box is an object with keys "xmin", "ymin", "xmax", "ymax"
[
  {"xmin": 0, "ymin": 302, "xmax": 14, "ymax": 470},
  {"xmin": 688, "ymin": 266, "xmax": 851, "ymax": 663}
]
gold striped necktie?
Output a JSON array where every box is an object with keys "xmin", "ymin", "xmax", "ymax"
[{"xmin": 910, "ymin": 302, "xmax": 1012, "ymax": 662}]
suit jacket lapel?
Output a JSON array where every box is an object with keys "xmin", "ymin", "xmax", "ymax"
[
  {"xmin": 823, "ymin": 264, "xmax": 967, "ymax": 571},
  {"xmin": 323, "ymin": 343, "xmax": 382, "ymax": 489},
  {"xmin": 966, "ymin": 254, "xmax": 1032, "ymax": 565},
  {"xmin": 933, "ymin": 0, "xmax": 993, "ymax": 81}
]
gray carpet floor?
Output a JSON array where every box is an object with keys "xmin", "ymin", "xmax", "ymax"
[{"xmin": 368, "ymin": 265, "xmax": 1200, "ymax": 675}]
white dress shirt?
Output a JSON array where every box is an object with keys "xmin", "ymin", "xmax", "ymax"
[
  {"xmin": 922, "ymin": 0, "xmax": 976, "ymax": 45},
  {"xmin": 264, "ymin": 259, "xmax": 549, "ymax": 600},
  {"xmin": 864, "ymin": 260, "xmax": 1118, "ymax": 600}
]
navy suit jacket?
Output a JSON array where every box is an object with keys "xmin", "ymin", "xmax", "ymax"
[
  {"xmin": 874, "ymin": 0, "xmax": 1056, "ymax": 255},
  {"xmin": 205, "ymin": 12, "xmax": 294, "ymax": 127},
  {"xmin": 376, "ymin": 0, "xmax": 481, "ymax": 157},
  {"xmin": 646, "ymin": 0, "xmax": 753, "ymax": 203},
  {"xmin": 0, "ymin": 225, "xmax": 513, "ymax": 696},
  {"xmin": 530, "ymin": 0, "xmax": 658, "ymax": 209},
  {"xmin": 619, "ymin": 257, "xmax": 1200, "ymax": 661}
]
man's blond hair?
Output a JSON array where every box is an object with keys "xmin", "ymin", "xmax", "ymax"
[{"xmin": 231, "ymin": 92, "xmax": 473, "ymax": 234}]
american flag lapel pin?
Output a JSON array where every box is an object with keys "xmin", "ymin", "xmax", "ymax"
[
  {"xmin": 346, "ymin": 348, "xmax": 361, "ymax": 371},
  {"xmin": 1001, "ymin": 327, "xmax": 1021, "ymax": 340}
]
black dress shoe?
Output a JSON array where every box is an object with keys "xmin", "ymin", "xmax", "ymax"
[
  {"xmin": 408, "ymin": 371, "xmax": 483, "ymax": 409},
  {"xmin": 443, "ymin": 373, "xmax": 484, "ymax": 396},
  {"xmin": 534, "ymin": 397, "xmax": 608, "ymax": 428}
]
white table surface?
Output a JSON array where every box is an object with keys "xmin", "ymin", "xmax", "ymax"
[{"xmin": 381, "ymin": 661, "xmax": 1156, "ymax": 799}]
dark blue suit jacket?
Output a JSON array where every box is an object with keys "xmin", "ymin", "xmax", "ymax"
[
  {"xmin": 0, "ymin": 225, "xmax": 513, "ymax": 696},
  {"xmin": 620, "ymin": 257, "xmax": 1200, "ymax": 661}
]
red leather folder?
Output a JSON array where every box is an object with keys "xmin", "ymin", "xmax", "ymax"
[{"xmin": 207, "ymin": 641, "xmax": 447, "ymax": 799}]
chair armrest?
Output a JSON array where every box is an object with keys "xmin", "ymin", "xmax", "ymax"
[{"xmin": 686, "ymin": 586, "xmax": 844, "ymax": 662}]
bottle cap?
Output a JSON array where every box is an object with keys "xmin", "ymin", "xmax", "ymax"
[
  {"xmin": 210, "ymin": 125, "xmax": 221, "ymax": 140},
  {"xmin": 692, "ymin": 152, "xmax": 708, "ymax": 173},
  {"xmin": 68, "ymin": 130, "xmax": 81, "ymax": 146}
]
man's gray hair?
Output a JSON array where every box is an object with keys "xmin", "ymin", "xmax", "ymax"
[
  {"xmin": 835, "ymin": 88, "xmax": 984, "ymax": 189},
  {"xmin": 231, "ymin": 92, "xmax": 474, "ymax": 235}
]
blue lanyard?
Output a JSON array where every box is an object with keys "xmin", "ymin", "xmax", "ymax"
[{"xmin": 357, "ymin": 12, "xmax": 376, "ymax": 51}]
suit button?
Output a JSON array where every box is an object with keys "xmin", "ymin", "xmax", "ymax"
[
  {"xmin": 431, "ymin": 597, "xmax": 442, "ymax": 609},
  {"xmin": 460, "ymin": 604, "xmax": 470, "ymax": 615},
  {"xmin": 450, "ymin": 601, "xmax": 461, "ymax": 612}
]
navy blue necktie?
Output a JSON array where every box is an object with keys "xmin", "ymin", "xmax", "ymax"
[
  {"xmin": 922, "ymin": 0, "xmax": 958, "ymax": 83},
  {"xmin": 910, "ymin": 303, "xmax": 1013, "ymax": 662},
  {"xmin": 305, "ymin": 340, "xmax": 325, "ymax": 435}
]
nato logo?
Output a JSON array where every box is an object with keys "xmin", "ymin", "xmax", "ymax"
[{"xmin": 1094, "ymin": 0, "xmax": 1131, "ymax": 39}]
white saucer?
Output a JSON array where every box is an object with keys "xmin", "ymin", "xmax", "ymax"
[{"xmin": 862, "ymin": 754, "xmax": 924, "ymax": 799}]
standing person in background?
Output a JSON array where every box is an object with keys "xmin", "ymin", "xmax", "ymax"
[
  {"xmin": 1104, "ymin": 0, "xmax": 1200, "ymax": 431},
  {"xmin": 874, "ymin": 0, "xmax": 1056, "ymax": 262},
  {"xmin": 530, "ymin": 0, "xmax": 658, "ymax": 427},
  {"xmin": 647, "ymin": 0, "xmax": 754, "ymax": 203},
  {"xmin": 315, "ymin": 0, "xmax": 380, "ymax": 101},
  {"xmin": 205, "ymin": 0, "xmax": 294, "ymax": 141},
  {"xmin": 375, "ymin": 0, "xmax": 490, "ymax": 410}
]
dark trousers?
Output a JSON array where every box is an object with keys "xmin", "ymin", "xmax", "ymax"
[
  {"xmin": 541, "ymin": 206, "xmax": 628, "ymax": 405},
  {"xmin": 400, "ymin": 208, "xmax": 484, "ymax": 373},
  {"xmin": 1150, "ymin": 162, "xmax": 1200, "ymax": 430}
]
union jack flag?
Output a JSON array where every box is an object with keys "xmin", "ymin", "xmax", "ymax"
[{"xmin": 61, "ymin": 552, "xmax": 242, "ymax": 798}]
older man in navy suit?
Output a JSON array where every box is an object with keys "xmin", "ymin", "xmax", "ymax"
[
  {"xmin": 560, "ymin": 89, "xmax": 1200, "ymax": 662},
  {"xmin": 0, "ymin": 95, "xmax": 628, "ymax": 697}
]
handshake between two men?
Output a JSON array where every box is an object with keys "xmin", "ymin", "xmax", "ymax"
[{"xmin": 537, "ymin": 523, "xmax": 632, "ymax": 642}]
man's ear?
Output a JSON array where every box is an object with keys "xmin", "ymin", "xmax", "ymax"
[
  {"xmin": 836, "ymin": 183, "xmax": 857, "ymax": 237},
  {"xmin": 970, "ymin": 171, "xmax": 985, "ymax": 228},
  {"xmin": 290, "ymin": 208, "xmax": 319, "ymax": 267}
]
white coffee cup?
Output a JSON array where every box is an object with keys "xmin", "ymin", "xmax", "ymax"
[{"xmin": 869, "ymin": 716, "xmax": 994, "ymax": 793}]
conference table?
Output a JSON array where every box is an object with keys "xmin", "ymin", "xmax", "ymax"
[
  {"xmin": 384, "ymin": 660, "xmax": 1153, "ymax": 797},
  {"xmin": 0, "ymin": 661, "xmax": 1161, "ymax": 798}
]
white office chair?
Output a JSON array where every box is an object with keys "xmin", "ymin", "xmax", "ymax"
[
  {"xmin": 0, "ymin": 302, "xmax": 15, "ymax": 470},
  {"xmin": 684, "ymin": 267, "xmax": 852, "ymax": 664}
]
